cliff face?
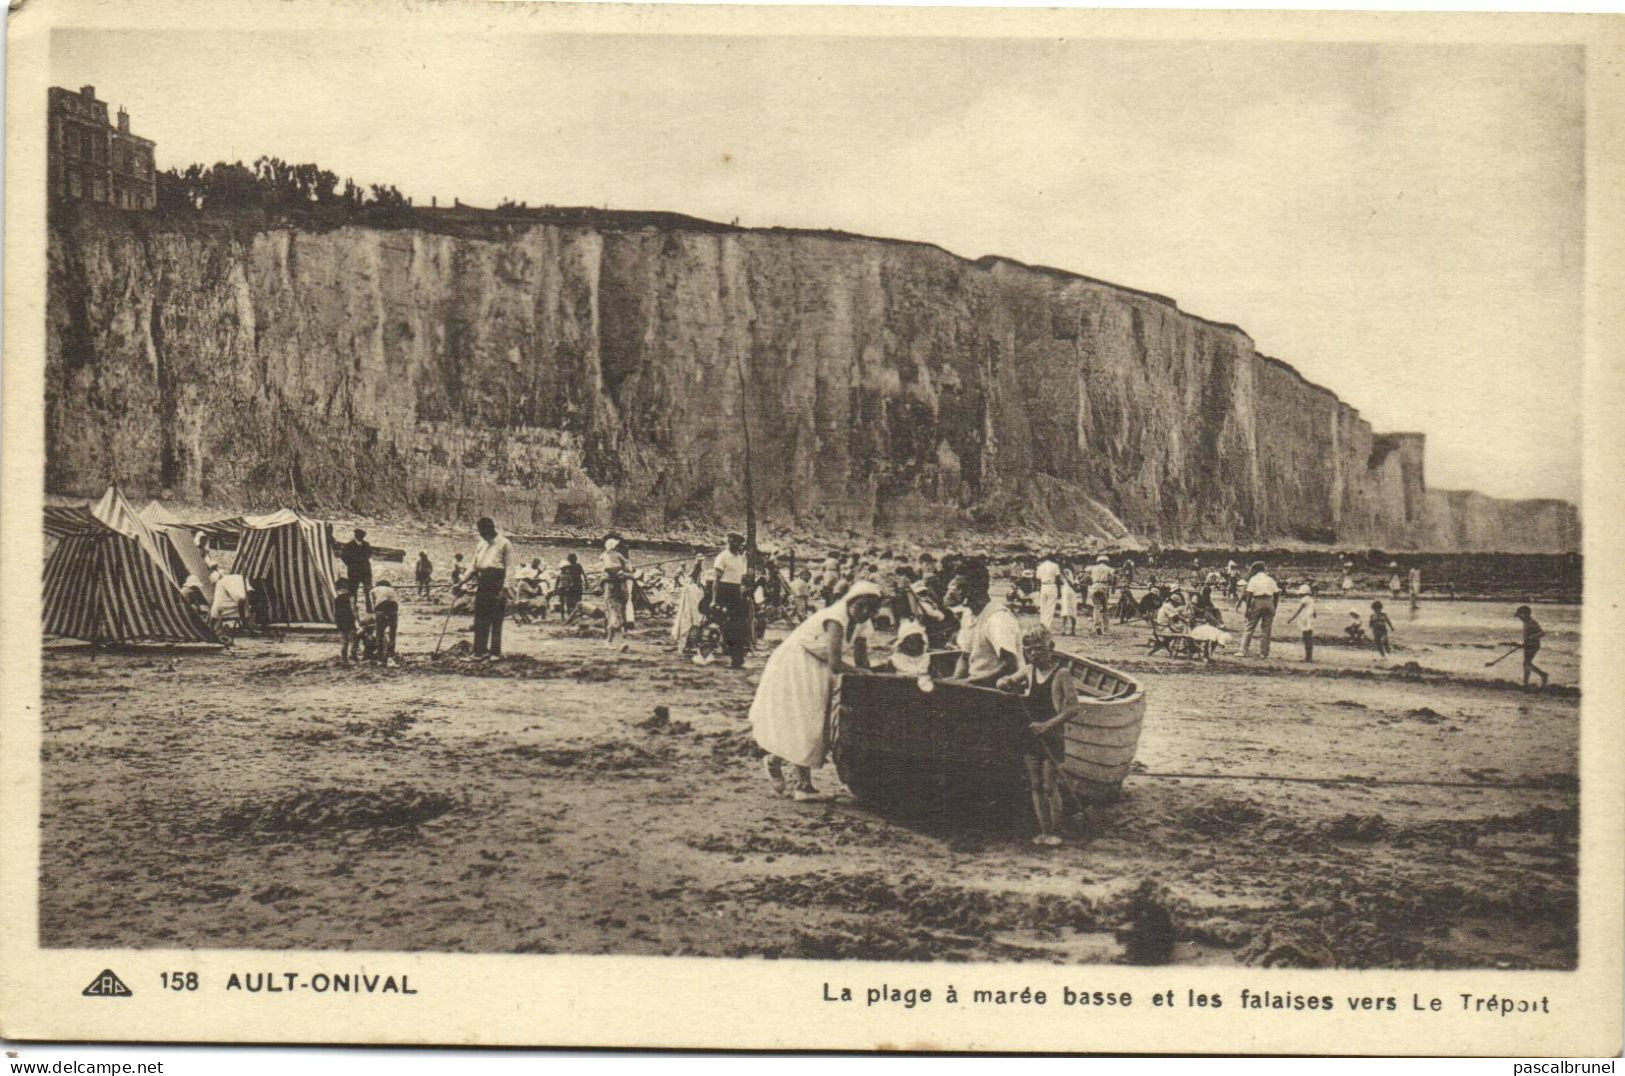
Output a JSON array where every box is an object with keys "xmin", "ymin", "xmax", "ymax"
[{"xmin": 45, "ymin": 207, "xmax": 1579, "ymax": 551}]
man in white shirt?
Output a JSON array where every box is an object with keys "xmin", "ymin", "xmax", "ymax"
[
  {"xmin": 465, "ymin": 516, "xmax": 513, "ymax": 659},
  {"xmin": 712, "ymin": 532, "xmax": 753, "ymax": 668},
  {"xmin": 1083, "ymin": 555, "xmax": 1116, "ymax": 635},
  {"xmin": 946, "ymin": 560, "xmax": 1024, "ymax": 684},
  {"xmin": 1241, "ymin": 560, "xmax": 1281, "ymax": 658},
  {"xmin": 714, "ymin": 537, "xmax": 749, "ymax": 586}
]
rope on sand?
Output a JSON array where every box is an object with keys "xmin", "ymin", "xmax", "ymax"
[{"xmin": 1131, "ymin": 770, "xmax": 1576, "ymax": 793}]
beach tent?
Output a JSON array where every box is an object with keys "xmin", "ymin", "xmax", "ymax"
[
  {"xmin": 42, "ymin": 487, "xmax": 219, "ymax": 645},
  {"xmin": 142, "ymin": 502, "xmax": 247, "ymax": 553},
  {"xmin": 169, "ymin": 505, "xmax": 405, "ymax": 564},
  {"xmin": 230, "ymin": 512, "xmax": 339, "ymax": 625},
  {"xmin": 138, "ymin": 500, "xmax": 184, "ymax": 527},
  {"xmin": 136, "ymin": 501, "xmax": 218, "ymax": 604}
]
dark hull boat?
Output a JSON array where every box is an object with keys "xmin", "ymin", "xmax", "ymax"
[{"xmin": 828, "ymin": 652, "xmax": 1146, "ymax": 811}]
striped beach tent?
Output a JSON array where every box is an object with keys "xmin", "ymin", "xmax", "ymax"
[
  {"xmin": 232, "ymin": 512, "xmax": 339, "ymax": 625},
  {"xmin": 42, "ymin": 488, "xmax": 219, "ymax": 645}
]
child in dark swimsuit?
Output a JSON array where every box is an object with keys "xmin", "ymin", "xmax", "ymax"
[
  {"xmin": 1369, "ymin": 600, "xmax": 1394, "ymax": 659},
  {"xmin": 997, "ymin": 626, "xmax": 1080, "ymax": 847},
  {"xmin": 334, "ymin": 578, "xmax": 360, "ymax": 665}
]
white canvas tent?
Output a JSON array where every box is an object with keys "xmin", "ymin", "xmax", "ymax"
[{"xmin": 137, "ymin": 500, "xmax": 218, "ymax": 604}]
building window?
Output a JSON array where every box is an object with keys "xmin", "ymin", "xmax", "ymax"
[
  {"xmin": 90, "ymin": 177, "xmax": 103, "ymax": 201},
  {"xmin": 68, "ymin": 171, "xmax": 80, "ymax": 197}
]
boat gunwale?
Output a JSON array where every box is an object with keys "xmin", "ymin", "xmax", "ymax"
[{"xmin": 903, "ymin": 648, "xmax": 1145, "ymax": 709}]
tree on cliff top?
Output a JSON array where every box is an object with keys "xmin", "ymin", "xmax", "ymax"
[{"xmin": 155, "ymin": 159, "xmax": 411, "ymax": 216}]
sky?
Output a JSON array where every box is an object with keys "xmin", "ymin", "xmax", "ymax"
[{"xmin": 53, "ymin": 30, "xmax": 1585, "ymax": 503}]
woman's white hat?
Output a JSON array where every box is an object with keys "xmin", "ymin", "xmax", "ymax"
[{"xmin": 843, "ymin": 580, "xmax": 885, "ymax": 602}]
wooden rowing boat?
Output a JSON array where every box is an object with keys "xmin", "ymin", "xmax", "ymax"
[{"xmin": 828, "ymin": 651, "xmax": 1146, "ymax": 811}]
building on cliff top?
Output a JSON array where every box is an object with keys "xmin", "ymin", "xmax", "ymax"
[{"xmin": 48, "ymin": 85, "xmax": 156, "ymax": 211}]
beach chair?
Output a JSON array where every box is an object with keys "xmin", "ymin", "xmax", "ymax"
[
  {"xmin": 214, "ymin": 578, "xmax": 284, "ymax": 643},
  {"xmin": 1147, "ymin": 622, "xmax": 1199, "ymax": 659}
]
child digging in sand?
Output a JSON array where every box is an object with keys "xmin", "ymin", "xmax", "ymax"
[
  {"xmin": 997, "ymin": 626, "xmax": 1080, "ymax": 847},
  {"xmin": 1514, "ymin": 605, "xmax": 1550, "ymax": 690}
]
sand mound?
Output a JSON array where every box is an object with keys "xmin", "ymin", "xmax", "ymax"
[
  {"xmin": 1321, "ymin": 813, "xmax": 1394, "ymax": 842},
  {"xmin": 218, "ymin": 785, "xmax": 455, "ymax": 836},
  {"xmin": 687, "ymin": 834, "xmax": 827, "ymax": 857},
  {"xmin": 1177, "ymin": 799, "xmax": 1267, "ymax": 833},
  {"xmin": 501, "ymin": 739, "xmax": 672, "ymax": 773},
  {"xmin": 782, "ymin": 922, "xmax": 980, "ymax": 962},
  {"xmin": 636, "ymin": 706, "xmax": 693, "ymax": 735},
  {"xmin": 720, "ymin": 869, "xmax": 1107, "ymax": 936},
  {"xmin": 424, "ymin": 651, "xmax": 620, "ymax": 681},
  {"xmin": 1116, "ymin": 879, "xmax": 1178, "ymax": 964},
  {"xmin": 704, "ymin": 728, "xmax": 762, "ymax": 762}
]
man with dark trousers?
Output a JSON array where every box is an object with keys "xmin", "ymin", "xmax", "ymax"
[
  {"xmin": 463, "ymin": 516, "xmax": 513, "ymax": 661},
  {"xmin": 712, "ymin": 532, "xmax": 753, "ymax": 669},
  {"xmin": 339, "ymin": 528, "xmax": 375, "ymax": 610}
]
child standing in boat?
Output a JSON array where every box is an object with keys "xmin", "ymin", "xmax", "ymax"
[{"xmin": 998, "ymin": 626, "xmax": 1080, "ymax": 847}]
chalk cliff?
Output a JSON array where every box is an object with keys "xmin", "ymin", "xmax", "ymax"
[{"xmin": 44, "ymin": 205, "xmax": 1581, "ymax": 552}]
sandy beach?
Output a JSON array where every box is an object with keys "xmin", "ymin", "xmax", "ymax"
[{"xmin": 35, "ymin": 521, "xmax": 1580, "ymax": 969}]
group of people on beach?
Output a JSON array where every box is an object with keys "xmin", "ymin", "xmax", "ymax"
[
  {"xmin": 747, "ymin": 556, "xmax": 1080, "ymax": 844},
  {"xmin": 310, "ymin": 520, "xmax": 1560, "ymax": 842}
]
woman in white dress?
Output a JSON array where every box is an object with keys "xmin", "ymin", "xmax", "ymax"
[
  {"xmin": 1035, "ymin": 557, "xmax": 1061, "ymax": 629},
  {"xmin": 599, "ymin": 538, "xmax": 631, "ymax": 647},
  {"xmin": 670, "ymin": 559, "xmax": 707, "ymax": 651},
  {"xmin": 1057, "ymin": 566, "xmax": 1081, "ymax": 636},
  {"xmin": 750, "ymin": 580, "xmax": 884, "ymax": 802}
]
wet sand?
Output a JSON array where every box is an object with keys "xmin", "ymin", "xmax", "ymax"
[{"xmin": 37, "ymin": 529, "xmax": 1579, "ymax": 968}]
